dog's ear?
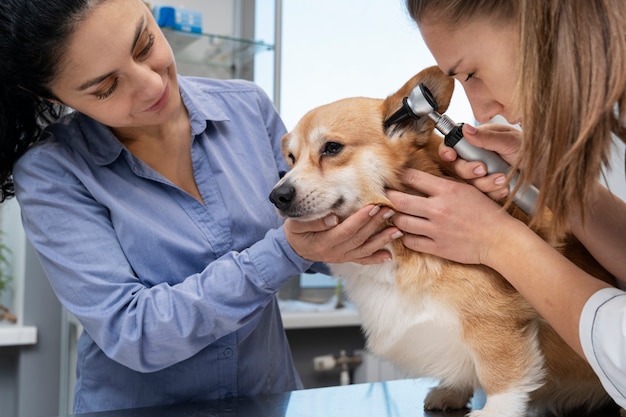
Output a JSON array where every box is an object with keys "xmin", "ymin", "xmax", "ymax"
[{"xmin": 382, "ymin": 66, "xmax": 455, "ymax": 141}]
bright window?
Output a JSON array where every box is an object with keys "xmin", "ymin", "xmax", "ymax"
[{"xmin": 278, "ymin": 0, "xmax": 473, "ymax": 130}]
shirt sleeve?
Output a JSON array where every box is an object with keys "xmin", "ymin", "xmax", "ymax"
[{"xmin": 579, "ymin": 287, "xmax": 626, "ymax": 408}]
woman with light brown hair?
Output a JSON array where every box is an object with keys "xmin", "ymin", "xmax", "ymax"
[{"xmin": 388, "ymin": 0, "xmax": 626, "ymax": 407}]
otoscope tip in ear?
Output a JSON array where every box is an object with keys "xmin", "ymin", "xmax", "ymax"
[{"xmin": 383, "ymin": 97, "xmax": 420, "ymax": 130}]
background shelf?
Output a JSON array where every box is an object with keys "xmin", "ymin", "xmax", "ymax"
[{"xmin": 163, "ymin": 28, "xmax": 274, "ymax": 79}]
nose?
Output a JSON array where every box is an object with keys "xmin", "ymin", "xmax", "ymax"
[
  {"xmin": 468, "ymin": 98, "xmax": 504, "ymax": 124},
  {"xmin": 269, "ymin": 183, "xmax": 296, "ymax": 211},
  {"xmin": 130, "ymin": 63, "xmax": 164, "ymax": 100},
  {"xmin": 462, "ymin": 85, "xmax": 504, "ymax": 124}
]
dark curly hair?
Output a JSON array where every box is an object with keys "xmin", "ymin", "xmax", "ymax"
[{"xmin": 0, "ymin": 0, "xmax": 106, "ymax": 202}]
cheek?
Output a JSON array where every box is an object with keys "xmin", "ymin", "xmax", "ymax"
[
  {"xmin": 75, "ymin": 92, "xmax": 140, "ymax": 126},
  {"xmin": 86, "ymin": 103, "xmax": 133, "ymax": 126},
  {"xmin": 490, "ymin": 57, "xmax": 518, "ymax": 105},
  {"xmin": 490, "ymin": 76, "xmax": 516, "ymax": 107}
]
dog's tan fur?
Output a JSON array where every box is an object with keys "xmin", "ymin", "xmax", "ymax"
[{"xmin": 270, "ymin": 67, "xmax": 617, "ymax": 416}]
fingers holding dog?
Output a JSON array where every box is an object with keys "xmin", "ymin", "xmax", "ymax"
[
  {"xmin": 387, "ymin": 169, "xmax": 512, "ymax": 265},
  {"xmin": 284, "ymin": 205, "xmax": 402, "ymax": 265}
]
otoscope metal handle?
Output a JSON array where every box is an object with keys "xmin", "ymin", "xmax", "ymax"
[
  {"xmin": 444, "ymin": 124, "xmax": 511, "ymax": 174},
  {"xmin": 447, "ymin": 127, "xmax": 539, "ymax": 215}
]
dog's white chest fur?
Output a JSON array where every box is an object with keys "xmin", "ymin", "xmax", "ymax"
[{"xmin": 331, "ymin": 260, "xmax": 478, "ymax": 386}]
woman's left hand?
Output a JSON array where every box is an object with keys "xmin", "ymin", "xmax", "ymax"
[
  {"xmin": 387, "ymin": 168, "xmax": 518, "ymax": 266},
  {"xmin": 284, "ymin": 205, "xmax": 402, "ymax": 265}
]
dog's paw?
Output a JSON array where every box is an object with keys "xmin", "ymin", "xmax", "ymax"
[
  {"xmin": 424, "ymin": 385, "xmax": 472, "ymax": 411},
  {"xmin": 466, "ymin": 390, "xmax": 530, "ymax": 417}
]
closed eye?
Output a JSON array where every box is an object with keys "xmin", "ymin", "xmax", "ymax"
[
  {"xmin": 95, "ymin": 78, "xmax": 119, "ymax": 100},
  {"xmin": 135, "ymin": 32, "xmax": 155, "ymax": 60}
]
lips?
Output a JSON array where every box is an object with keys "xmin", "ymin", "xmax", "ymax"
[{"xmin": 145, "ymin": 84, "xmax": 170, "ymax": 112}]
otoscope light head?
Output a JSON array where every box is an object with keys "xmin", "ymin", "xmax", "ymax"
[
  {"xmin": 383, "ymin": 97, "xmax": 420, "ymax": 129},
  {"xmin": 383, "ymin": 83, "xmax": 440, "ymax": 130},
  {"xmin": 407, "ymin": 83, "xmax": 438, "ymax": 117}
]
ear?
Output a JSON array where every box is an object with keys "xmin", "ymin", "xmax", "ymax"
[{"xmin": 382, "ymin": 66, "xmax": 455, "ymax": 140}]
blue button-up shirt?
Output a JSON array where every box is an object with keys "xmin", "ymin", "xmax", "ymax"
[{"xmin": 14, "ymin": 76, "xmax": 314, "ymax": 413}]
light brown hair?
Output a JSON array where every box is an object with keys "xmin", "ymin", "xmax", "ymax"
[{"xmin": 406, "ymin": 0, "xmax": 626, "ymax": 237}]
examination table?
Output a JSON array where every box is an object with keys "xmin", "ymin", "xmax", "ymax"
[{"xmin": 55, "ymin": 378, "xmax": 621, "ymax": 417}]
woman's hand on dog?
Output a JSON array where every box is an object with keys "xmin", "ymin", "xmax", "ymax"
[
  {"xmin": 439, "ymin": 123, "xmax": 523, "ymax": 202},
  {"xmin": 284, "ymin": 205, "xmax": 403, "ymax": 265},
  {"xmin": 387, "ymin": 169, "xmax": 521, "ymax": 266}
]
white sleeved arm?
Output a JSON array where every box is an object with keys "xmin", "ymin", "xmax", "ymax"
[{"xmin": 579, "ymin": 287, "xmax": 626, "ymax": 408}]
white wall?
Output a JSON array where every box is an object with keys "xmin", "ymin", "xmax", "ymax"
[
  {"xmin": 606, "ymin": 140, "xmax": 626, "ymax": 202},
  {"xmin": 279, "ymin": 0, "xmax": 472, "ymax": 131}
]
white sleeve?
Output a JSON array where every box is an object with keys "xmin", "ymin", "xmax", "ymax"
[{"xmin": 579, "ymin": 287, "xmax": 626, "ymax": 408}]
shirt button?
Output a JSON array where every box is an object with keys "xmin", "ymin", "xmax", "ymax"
[{"xmin": 223, "ymin": 348, "xmax": 233, "ymax": 358}]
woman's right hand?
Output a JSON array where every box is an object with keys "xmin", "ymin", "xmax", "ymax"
[{"xmin": 440, "ymin": 123, "xmax": 523, "ymax": 201}]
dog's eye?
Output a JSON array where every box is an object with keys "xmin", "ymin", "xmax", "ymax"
[
  {"xmin": 322, "ymin": 141, "xmax": 343, "ymax": 156},
  {"xmin": 287, "ymin": 153, "xmax": 296, "ymax": 164}
]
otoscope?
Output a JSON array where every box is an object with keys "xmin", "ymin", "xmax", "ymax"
[{"xmin": 384, "ymin": 83, "xmax": 539, "ymax": 215}]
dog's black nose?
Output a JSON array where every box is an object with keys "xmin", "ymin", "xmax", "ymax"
[{"xmin": 269, "ymin": 184, "xmax": 295, "ymax": 211}]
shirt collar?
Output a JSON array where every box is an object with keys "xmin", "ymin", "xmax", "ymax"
[
  {"xmin": 78, "ymin": 75, "xmax": 231, "ymax": 166},
  {"xmin": 177, "ymin": 75, "xmax": 230, "ymax": 135}
]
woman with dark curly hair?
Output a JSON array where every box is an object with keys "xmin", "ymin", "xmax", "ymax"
[{"xmin": 0, "ymin": 0, "xmax": 399, "ymax": 413}]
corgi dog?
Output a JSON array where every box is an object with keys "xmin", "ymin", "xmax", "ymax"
[{"xmin": 269, "ymin": 66, "xmax": 617, "ymax": 417}]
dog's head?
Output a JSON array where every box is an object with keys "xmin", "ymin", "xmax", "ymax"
[{"xmin": 269, "ymin": 66, "xmax": 455, "ymax": 221}]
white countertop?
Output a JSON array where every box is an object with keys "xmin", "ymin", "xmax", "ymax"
[
  {"xmin": 279, "ymin": 297, "xmax": 361, "ymax": 329},
  {"xmin": 0, "ymin": 324, "xmax": 37, "ymax": 346}
]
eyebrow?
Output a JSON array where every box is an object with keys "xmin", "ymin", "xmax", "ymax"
[{"xmin": 76, "ymin": 14, "xmax": 147, "ymax": 91}]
